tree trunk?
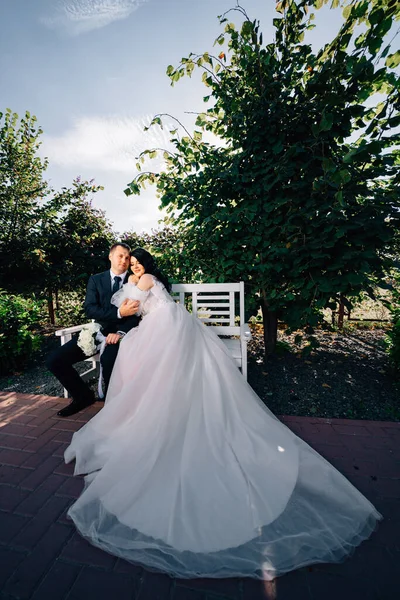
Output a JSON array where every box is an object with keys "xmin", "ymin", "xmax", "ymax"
[
  {"xmin": 47, "ymin": 290, "xmax": 55, "ymax": 325},
  {"xmin": 261, "ymin": 299, "xmax": 278, "ymax": 357},
  {"xmin": 55, "ymin": 289, "xmax": 60, "ymax": 311},
  {"xmin": 338, "ymin": 295, "xmax": 345, "ymax": 330}
]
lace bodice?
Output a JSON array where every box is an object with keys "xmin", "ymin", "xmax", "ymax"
[{"xmin": 111, "ymin": 275, "xmax": 173, "ymax": 317}]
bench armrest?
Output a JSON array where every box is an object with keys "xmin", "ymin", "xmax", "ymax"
[
  {"xmin": 55, "ymin": 323, "xmax": 92, "ymax": 337},
  {"xmin": 240, "ymin": 323, "xmax": 252, "ymax": 342}
]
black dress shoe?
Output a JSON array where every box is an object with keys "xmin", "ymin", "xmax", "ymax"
[{"xmin": 57, "ymin": 396, "xmax": 96, "ymax": 417}]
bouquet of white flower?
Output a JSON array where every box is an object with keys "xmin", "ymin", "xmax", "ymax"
[{"xmin": 77, "ymin": 322, "xmax": 102, "ymax": 357}]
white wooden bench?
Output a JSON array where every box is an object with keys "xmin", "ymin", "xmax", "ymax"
[{"xmin": 55, "ymin": 282, "xmax": 251, "ymax": 398}]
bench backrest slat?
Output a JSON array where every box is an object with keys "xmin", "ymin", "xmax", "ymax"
[{"xmin": 170, "ymin": 282, "xmax": 244, "ymax": 335}]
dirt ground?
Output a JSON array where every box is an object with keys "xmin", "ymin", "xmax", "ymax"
[{"xmin": 0, "ymin": 325, "xmax": 398, "ymax": 422}]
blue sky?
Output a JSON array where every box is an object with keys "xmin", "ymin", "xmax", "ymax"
[{"xmin": 1, "ymin": 0, "xmax": 346, "ymax": 234}]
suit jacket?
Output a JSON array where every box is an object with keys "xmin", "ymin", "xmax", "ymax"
[{"xmin": 84, "ymin": 271, "xmax": 140, "ymax": 336}]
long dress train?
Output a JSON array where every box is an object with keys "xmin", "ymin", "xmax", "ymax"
[{"xmin": 64, "ymin": 277, "xmax": 381, "ymax": 580}]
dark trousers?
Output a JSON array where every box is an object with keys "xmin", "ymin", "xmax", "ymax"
[{"xmin": 46, "ymin": 336, "xmax": 120, "ymax": 401}]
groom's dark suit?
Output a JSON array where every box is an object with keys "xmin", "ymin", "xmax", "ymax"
[{"xmin": 46, "ymin": 271, "xmax": 140, "ymax": 413}]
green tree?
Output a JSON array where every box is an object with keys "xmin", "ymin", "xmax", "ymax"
[
  {"xmin": 0, "ymin": 110, "xmax": 113, "ymax": 323},
  {"xmin": 39, "ymin": 178, "xmax": 114, "ymax": 323},
  {"xmin": 122, "ymin": 226, "xmax": 206, "ymax": 283},
  {"xmin": 126, "ymin": 0, "xmax": 400, "ymax": 355},
  {"xmin": 0, "ymin": 109, "xmax": 49, "ymax": 284}
]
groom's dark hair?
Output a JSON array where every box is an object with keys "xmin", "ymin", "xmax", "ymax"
[{"xmin": 110, "ymin": 242, "xmax": 131, "ymax": 253}]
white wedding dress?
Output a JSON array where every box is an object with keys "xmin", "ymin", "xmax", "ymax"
[{"xmin": 65, "ymin": 276, "xmax": 381, "ymax": 580}]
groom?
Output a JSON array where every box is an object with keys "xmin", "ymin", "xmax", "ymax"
[{"xmin": 46, "ymin": 243, "xmax": 140, "ymax": 417}]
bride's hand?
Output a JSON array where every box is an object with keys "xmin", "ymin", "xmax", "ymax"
[{"xmin": 128, "ymin": 274, "xmax": 140, "ymax": 285}]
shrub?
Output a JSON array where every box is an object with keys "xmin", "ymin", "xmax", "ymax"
[
  {"xmin": 385, "ymin": 270, "xmax": 400, "ymax": 371},
  {"xmin": 54, "ymin": 291, "xmax": 86, "ymax": 327},
  {"xmin": 0, "ymin": 291, "xmax": 45, "ymax": 375},
  {"xmin": 386, "ymin": 309, "xmax": 400, "ymax": 371}
]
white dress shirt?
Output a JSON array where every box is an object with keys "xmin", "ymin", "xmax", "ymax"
[{"xmin": 110, "ymin": 269, "xmax": 127, "ymax": 325}]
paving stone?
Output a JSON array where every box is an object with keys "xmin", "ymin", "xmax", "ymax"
[
  {"xmin": 3, "ymin": 523, "xmax": 73, "ymax": 599},
  {"xmin": 19, "ymin": 456, "xmax": 62, "ymax": 491},
  {"xmin": 56, "ymin": 476, "xmax": 84, "ymax": 498},
  {"xmin": 306, "ymin": 570, "xmax": 377, "ymax": 600},
  {"xmin": 0, "ymin": 424, "xmax": 35, "ymax": 438},
  {"xmin": 28, "ymin": 410, "xmax": 59, "ymax": 427},
  {"xmin": 137, "ymin": 571, "xmax": 173, "ymax": 600},
  {"xmin": 11, "ymin": 414, "xmax": 37, "ymax": 426},
  {"xmin": 60, "ymin": 532, "xmax": 116, "ymax": 569},
  {"xmin": 12, "ymin": 496, "xmax": 71, "ymax": 550},
  {"xmin": 40, "ymin": 472, "xmax": 69, "ymax": 493},
  {"xmin": 0, "ymin": 547, "xmax": 27, "ymax": 588},
  {"xmin": 374, "ymin": 458, "xmax": 400, "ymax": 478},
  {"xmin": 0, "ymin": 393, "xmax": 398, "ymax": 600},
  {"xmin": 52, "ymin": 420, "xmax": 84, "ymax": 432},
  {"xmin": 382, "ymin": 426, "xmax": 400, "ymax": 439},
  {"xmin": 51, "ymin": 441, "xmax": 68, "ymax": 458},
  {"xmin": 173, "ymin": 585, "xmax": 206, "ymax": 600},
  {"xmin": 0, "ymin": 464, "xmax": 28, "ymax": 485},
  {"xmin": 371, "ymin": 476, "xmax": 400, "ymax": 499},
  {"xmin": 53, "ymin": 430, "xmax": 74, "ymax": 443},
  {"xmin": 332, "ymin": 423, "xmax": 371, "ymax": 436},
  {"xmin": 207, "ymin": 595, "xmax": 242, "ymax": 600},
  {"xmin": 178, "ymin": 578, "xmax": 241, "ymax": 599},
  {"xmin": 53, "ymin": 460, "xmax": 75, "ymax": 476},
  {"xmin": 57, "ymin": 502, "xmax": 75, "ymax": 525},
  {"xmin": 30, "ymin": 439, "xmax": 64, "ymax": 460},
  {"xmin": 309, "ymin": 442, "xmax": 348, "ymax": 460},
  {"xmin": 27, "ymin": 420, "xmax": 58, "ymax": 438},
  {"xmin": 15, "ymin": 486, "xmax": 66, "ymax": 517},
  {"xmin": 0, "ymin": 434, "xmax": 34, "ymax": 450},
  {"xmin": 0, "ymin": 512, "xmax": 30, "ymax": 543},
  {"xmin": 68, "ymin": 567, "xmax": 134, "ymax": 600},
  {"xmin": 0, "ymin": 484, "xmax": 29, "ymax": 511},
  {"xmin": 312, "ymin": 543, "xmax": 398, "ymax": 599},
  {"xmin": 243, "ymin": 571, "xmax": 309, "ymax": 600},
  {"xmin": 0, "ymin": 449, "xmax": 31, "ymax": 467},
  {"xmin": 372, "ymin": 497, "xmax": 400, "ymax": 518},
  {"xmin": 369, "ymin": 516, "xmax": 400, "ymax": 551},
  {"xmin": 23, "ymin": 428, "xmax": 60, "ymax": 453},
  {"xmin": 31, "ymin": 559, "xmax": 81, "ymax": 600},
  {"xmin": 21, "ymin": 452, "xmax": 50, "ymax": 470},
  {"xmin": 114, "ymin": 558, "xmax": 144, "ymax": 579}
]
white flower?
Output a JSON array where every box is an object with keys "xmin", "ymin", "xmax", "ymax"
[{"xmin": 77, "ymin": 322, "xmax": 102, "ymax": 357}]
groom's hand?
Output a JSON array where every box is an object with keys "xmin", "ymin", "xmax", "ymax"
[
  {"xmin": 105, "ymin": 333, "xmax": 122, "ymax": 345},
  {"xmin": 119, "ymin": 299, "xmax": 140, "ymax": 317}
]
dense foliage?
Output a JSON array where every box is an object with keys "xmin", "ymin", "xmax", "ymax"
[
  {"xmin": 385, "ymin": 270, "xmax": 400, "ymax": 370},
  {"xmin": 122, "ymin": 226, "xmax": 205, "ymax": 283},
  {"xmin": 0, "ymin": 109, "xmax": 113, "ymax": 322},
  {"xmin": 0, "ymin": 291, "xmax": 45, "ymax": 375},
  {"xmin": 126, "ymin": 0, "xmax": 400, "ymax": 354}
]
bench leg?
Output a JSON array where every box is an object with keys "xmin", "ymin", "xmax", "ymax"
[{"xmin": 241, "ymin": 341, "xmax": 248, "ymax": 380}]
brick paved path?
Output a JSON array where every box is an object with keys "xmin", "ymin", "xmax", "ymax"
[{"xmin": 0, "ymin": 391, "xmax": 399, "ymax": 600}]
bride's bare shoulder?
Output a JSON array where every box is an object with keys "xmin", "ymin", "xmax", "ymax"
[{"xmin": 137, "ymin": 273, "xmax": 155, "ymax": 291}]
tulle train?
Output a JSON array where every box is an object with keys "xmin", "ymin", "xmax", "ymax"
[{"xmin": 65, "ymin": 302, "xmax": 381, "ymax": 579}]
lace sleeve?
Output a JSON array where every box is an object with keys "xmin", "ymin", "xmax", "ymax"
[{"xmin": 111, "ymin": 283, "xmax": 149, "ymax": 308}]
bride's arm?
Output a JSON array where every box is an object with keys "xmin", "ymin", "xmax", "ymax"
[
  {"xmin": 136, "ymin": 274, "xmax": 155, "ymax": 291},
  {"xmin": 111, "ymin": 277, "xmax": 151, "ymax": 307}
]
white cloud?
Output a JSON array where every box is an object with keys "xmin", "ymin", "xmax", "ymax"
[
  {"xmin": 42, "ymin": 114, "xmax": 173, "ymax": 174},
  {"xmin": 40, "ymin": 113, "xmax": 226, "ymax": 233},
  {"xmin": 41, "ymin": 0, "xmax": 148, "ymax": 35}
]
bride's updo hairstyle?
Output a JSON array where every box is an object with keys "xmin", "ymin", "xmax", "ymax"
[{"xmin": 131, "ymin": 248, "xmax": 171, "ymax": 292}]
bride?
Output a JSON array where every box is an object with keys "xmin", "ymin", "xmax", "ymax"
[{"xmin": 64, "ymin": 248, "xmax": 381, "ymax": 580}]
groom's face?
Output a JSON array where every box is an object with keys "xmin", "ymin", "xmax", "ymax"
[{"xmin": 109, "ymin": 246, "xmax": 130, "ymax": 275}]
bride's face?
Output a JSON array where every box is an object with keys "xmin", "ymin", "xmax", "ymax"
[{"xmin": 131, "ymin": 257, "xmax": 145, "ymax": 278}]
